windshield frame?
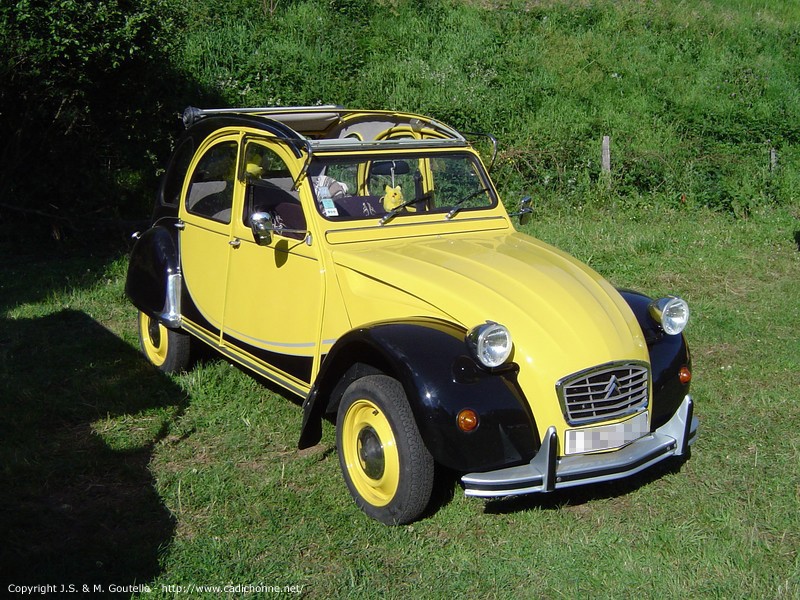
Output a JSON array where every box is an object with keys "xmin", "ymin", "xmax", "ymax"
[{"xmin": 307, "ymin": 149, "xmax": 499, "ymax": 224}]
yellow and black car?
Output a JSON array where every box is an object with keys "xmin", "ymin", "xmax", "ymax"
[{"xmin": 126, "ymin": 106, "xmax": 697, "ymax": 524}]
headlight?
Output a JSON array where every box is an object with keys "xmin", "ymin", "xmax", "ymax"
[
  {"xmin": 648, "ymin": 296, "xmax": 690, "ymax": 335},
  {"xmin": 466, "ymin": 322, "xmax": 513, "ymax": 368}
]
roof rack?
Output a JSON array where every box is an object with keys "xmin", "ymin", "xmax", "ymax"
[
  {"xmin": 182, "ymin": 105, "xmax": 345, "ymax": 128},
  {"xmin": 308, "ymin": 138, "xmax": 467, "ymax": 152},
  {"xmin": 182, "ymin": 105, "xmax": 465, "ymax": 141}
]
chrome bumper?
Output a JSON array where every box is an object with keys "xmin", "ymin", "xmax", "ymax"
[{"xmin": 462, "ymin": 395, "xmax": 698, "ymax": 498}]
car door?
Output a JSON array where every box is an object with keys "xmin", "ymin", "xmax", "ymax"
[
  {"xmin": 179, "ymin": 136, "xmax": 240, "ymax": 338},
  {"xmin": 223, "ymin": 138, "xmax": 325, "ymax": 395}
]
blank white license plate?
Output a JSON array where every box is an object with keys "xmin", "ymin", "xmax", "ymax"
[{"xmin": 564, "ymin": 411, "xmax": 649, "ymax": 455}]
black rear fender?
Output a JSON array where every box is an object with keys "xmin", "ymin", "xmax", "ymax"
[{"xmin": 125, "ymin": 224, "xmax": 182, "ymax": 327}]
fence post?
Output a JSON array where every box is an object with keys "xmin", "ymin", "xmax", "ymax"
[
  {"xmin": 770, "ymin": 147, "xmax": 778, "ymax": 172},
  {"xmin": 601, "ymin": 135, "xmax": 611, "ymax": 189},
  {"xmin": 602, "ymin": 136, "xmax": 611, "ymax": 173}
]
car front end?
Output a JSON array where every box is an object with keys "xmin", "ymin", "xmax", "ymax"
[{"xmin": 320, "ymin": 225, "xmax": 696, "ymax": 495}]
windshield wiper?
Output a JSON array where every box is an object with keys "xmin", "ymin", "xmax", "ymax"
[
  {"xmin": 445, "ymin": 187, "xmax": 490, "ymax": 220},
  {"xmin": 379, "ymin": 193, "xmax": 432, "ymax": 225}
]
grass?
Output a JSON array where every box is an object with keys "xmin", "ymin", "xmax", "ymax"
[{"xmin": 1, "ymin": 203, "xmax": 798, "ymax": 598}]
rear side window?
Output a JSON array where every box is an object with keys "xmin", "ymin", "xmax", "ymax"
[
  {"xmin": 161, "ymin": 137, "xmax": 195, "ymax": 207},
  {"xmin": 185, "ymin": 141, "xmax": 238, "ymax": 223}
]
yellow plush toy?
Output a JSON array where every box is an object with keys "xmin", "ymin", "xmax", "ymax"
[
  {"xmin": 381, "ymin": 184, "xmax": 404, "ymax": 211},
  {"xmin": 245, "ymin": 155, "xmax": 263, "ymax": 178}
]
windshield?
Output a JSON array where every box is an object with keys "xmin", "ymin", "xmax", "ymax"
[{"xmin": 309, "ymin": 152, "xmax": 496, "ymax": 222}]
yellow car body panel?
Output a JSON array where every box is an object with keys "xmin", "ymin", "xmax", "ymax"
[
  {"xmin": 327, "ymin": 230, "xmax": 650, "ymax": 445},
  {"xmin": 180, "ymin": 218, "xmax": 233, "ymax": 339}
]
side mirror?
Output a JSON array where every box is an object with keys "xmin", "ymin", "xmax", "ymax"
[
  {"xmin": 510, "ymin": 196, "xmax": 532, "ymax": 225},
  {"xmin": 250, "ymin": 211, "xmax": 273, "ymax": 246}
]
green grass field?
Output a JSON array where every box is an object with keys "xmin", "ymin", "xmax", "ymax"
[{"xmin": 2, "ymin": 204, "xmax": 798, "ymax": 598}]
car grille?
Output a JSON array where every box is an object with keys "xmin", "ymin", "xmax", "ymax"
[{"xmin": 556, "ymin": 362, "xmax": 650, "ymax": 425}]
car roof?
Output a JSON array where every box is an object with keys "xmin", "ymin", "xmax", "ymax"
[{"xmin": 181, "ymin": 106, "xmax": 471, "ymax": 153}]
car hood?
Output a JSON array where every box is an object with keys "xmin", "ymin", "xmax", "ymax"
[{"xmin": 331, "ymin": 231, "xmax": 649, "ymax": 383}]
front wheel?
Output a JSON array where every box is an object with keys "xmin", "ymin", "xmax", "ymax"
[
  {"xmin": 137, "ymin": 311, "xmax": 191, "ymax": 373},
  {"xmin": 337, "ymin": 374, "xmax": 434, "ymax": 525}
]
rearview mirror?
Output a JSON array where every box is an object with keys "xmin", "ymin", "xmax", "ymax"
[
  {"xmin": 250, "ymin": 211, "xmax": 273, "ymax": 246},
  {"xmin": 371, "ymin": 160, "xmax": 411, "ymax": 176},
  {"xmin": 510, "ymin": 196, "xmax": 532, "ymax": 225}
]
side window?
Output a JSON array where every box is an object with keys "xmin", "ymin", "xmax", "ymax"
[
  {"xmin": 161, "ymin": 137, "xmax": 194, "ymax": 207},
  {"xmin": 243, "ymin": 142, "xmax": 306, "ymax": 240},
  {"xmin": 185, "ymin": 141, "xmax": 238, "ymax": 223}
]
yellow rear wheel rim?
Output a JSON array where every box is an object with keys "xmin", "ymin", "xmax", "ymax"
[
  {"xmin": 341, "ymin": 399, "xmax": 400, "ymax": 507},
  {"xmin": 140, "ymin": 313, "xmax": 168, "ymax": 366}
]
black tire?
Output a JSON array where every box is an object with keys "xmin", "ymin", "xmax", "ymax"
[
  {"xmin": 137, "ymin": 310, "xmax": 191, "ymax": 373},
  {"xmin": 336, "ymin": 374, "xmax": 434, "ymax": 525}
]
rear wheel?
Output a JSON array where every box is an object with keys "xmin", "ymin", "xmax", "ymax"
[
  {"xmin": 137, "ymin": 310, "xmax": 191, "ymax": 373},
  {"xmin": 337, "ymin": 374, "xmax": 434, "ymax": 524}
]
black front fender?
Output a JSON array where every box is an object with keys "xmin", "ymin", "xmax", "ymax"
[
  {"xmin": 125, "ymin": 223, "xmax": 182, "ymax": 327},
  {"xmin": 299, "ymin": 318, "xmax": 539, "ymax": 473},
  {"xmin": 619, "ymin": 290, "xmax": 692, "ymax": 429}
]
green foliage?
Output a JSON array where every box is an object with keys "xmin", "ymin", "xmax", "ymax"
[
  {"xmin": 2, "ymin": 0, "xmax": 798, "ymax": 238},
  {"xmin": 9, "ymin": 0, "xmax": 176, "ymax": 75},
  {"xmin": 328, "ymin": 0, "xmax": 375, "ymax": 22},
  {"xmin": 0, "ymin": 0, "xmax": 192, "ymax": 229}
]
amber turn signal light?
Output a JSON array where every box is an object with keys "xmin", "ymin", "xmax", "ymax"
[
  {"xmin": 679, "ymin": 366, "xmax": 692, "ymax": 385},
  {"xmin": 457, "ymin": 409, "xmax": 479, "ymax": 432}
]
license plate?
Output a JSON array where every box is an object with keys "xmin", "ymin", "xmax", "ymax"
[{"xmin": 564, "ymin": 411, "xmax": 649, "ymax": 455}]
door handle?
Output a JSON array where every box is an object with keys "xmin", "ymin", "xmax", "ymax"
[{"xmin": 229, "ymin": 238, "xmax": 241, "ymax": 248}]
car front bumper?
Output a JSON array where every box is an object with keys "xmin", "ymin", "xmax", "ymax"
[{"xmin": 461, "ymin": 395, "xmax": 698, "ymax": 498}]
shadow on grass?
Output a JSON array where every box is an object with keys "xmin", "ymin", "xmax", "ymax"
[
  {"xmin": 0, "ymin": 243, "xmax": 124, "ymax": 315},
  {"xmin": 481, "ymin": 454, "xmax": 689, "ymax": 516},
  {"xmin": 0, "ymin": 309, "xmax": 187, "ymax": 590}
]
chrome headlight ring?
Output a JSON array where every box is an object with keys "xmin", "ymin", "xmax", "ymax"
[
  {"xmin": 466, "ymin": 321, "xmax": 513, "ymax": 368},
  {"xmin": 648, "ymin": 296, "xmax": 690, "ymax": 335}
]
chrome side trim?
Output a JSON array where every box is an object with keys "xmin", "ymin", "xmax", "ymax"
[
  {"xmin": 462, "ymin": 395, "xmax": 697, "ymax": 498},
  {"xmin": 158, "ymin": 273, "xmax": 182, "ymax": 328},
  {"xmin": 180, "ymin": 319, "xmax": 310, "ymax": 399}
]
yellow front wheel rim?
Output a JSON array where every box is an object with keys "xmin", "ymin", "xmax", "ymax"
[
  {"xmin": 341, "ymin": 399, "xmax": 400, "ymax": 507},
  {"xmin": 139, "ymin": 313, "xmax": 168, "ymax": 367}
]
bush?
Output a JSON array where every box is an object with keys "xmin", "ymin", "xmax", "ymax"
[{"xmin": 0, "ymin": 0, "xmax": 187, "ymax": 234}]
